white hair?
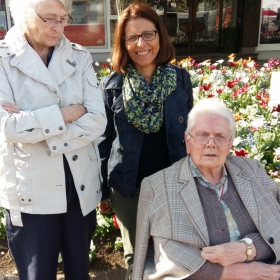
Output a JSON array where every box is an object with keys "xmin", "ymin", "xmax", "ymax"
[
  {"xmin": 9, "ymin": 0, "xmax": 72, "ymax": 30},
  {"xmin": 185, "ymin": 98, "xmax": 236, "ymax": 137}
]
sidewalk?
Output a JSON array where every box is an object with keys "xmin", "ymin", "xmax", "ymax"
[{"xmin": 0, "ymin": 268, "xmax": 127, "ymax": 280}]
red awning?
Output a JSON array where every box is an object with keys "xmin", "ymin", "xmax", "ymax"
[{"xmin": 262, "ymin": 10, "xmax": 277, "ymax": 16}]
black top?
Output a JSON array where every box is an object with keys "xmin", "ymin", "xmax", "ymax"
[{"xmin": 136, "ymin": 121, "xmax": 170, "ymax": 188}]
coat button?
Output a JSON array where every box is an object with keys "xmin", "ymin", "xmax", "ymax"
[
  {"xmin": 64, "ymin": 143, "xmax": 68, "ymax": 147},
  {"xmin": 52, "ymin": 146, "xmax": 57, "ymax": 150},
  {"xmin": 7, "ymin": 53, "xmax": 10, "ymax": 55},
  {"xmin": 80, "ymin": 185, "xmax": 85, "ymax": 191},
  {"xmin": 73, "ymin": 155, "xmax": 78, "ymax": 161},
  {"xmin": 117, "ymin": 126, "xmax": 122, "ymax": 133},
  {"xmin": 45, "ymin": 129, "xmax": 50, "ymax": 133},
  {"xmin": 72, "ymin": 43, "xmax": 76, "ymax": 47},
  {"xmin": 269, "ymin": 237, "xmax": 274, "ymax": 244},
  {"xmin": 178, "ymin": 116, "xmax": 184, "ymax": 123},
  {"xmin": 117, "ymin": 148, "xmax": 123, "ymax": 155},
  {"xmin": 59, "ymin": 126, "xmax": 63, "ymax": 130}
]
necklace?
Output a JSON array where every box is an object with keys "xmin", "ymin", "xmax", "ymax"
[{"xmin": 219, "ymin": 183, "xmax": 225, "ymax": 202}]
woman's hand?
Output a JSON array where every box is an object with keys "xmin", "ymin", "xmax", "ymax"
[
  {"xmin": 98, "ymin": 199, "xmax": 111, "ymax": 214},
  {"xmin": 201, "ymin": 241, "xmax": 256, "ymax": 267},
  {"xmin": 2, "ymin": 103, "xmax": 20, "ymax": 113},
  {"xmin": 220, "ymin": 262, "xmax": 280, "ymax": 280},
  {"xmin": 60, "ymin": 104, "xmax": 87, "ymax": 123}
]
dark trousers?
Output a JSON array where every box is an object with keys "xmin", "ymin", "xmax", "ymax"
[{"xmin": 5, "ymin": 193, "xmax": 96, "ymax": 280}]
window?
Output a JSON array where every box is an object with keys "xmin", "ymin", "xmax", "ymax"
[
  {"xmin": 260, "ymin": 0, "xmax": 280, "ymax": 44},
  {"xmin": 64, "ymin": 0, "xmax": 107, "ymax": 47},
  {"xmin": 0, "ymin": 0, "xmax": 8, "ymax": 39}
]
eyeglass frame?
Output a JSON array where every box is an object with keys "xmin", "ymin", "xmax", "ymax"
[
  {"xmin": 123, "ymin": 30, "xmax": 158, "ymax": 45},
  {"xmin": 188, "ymin": 133, "xmax": 232, "ymax": 147},
  {"xmin": 37, "ymin": 13, "xmax": 73, "ymax": 27}
]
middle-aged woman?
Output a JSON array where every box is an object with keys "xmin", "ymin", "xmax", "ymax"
[
  {"xmin": 98, "ymin": 2, "xmax": 193, "ymax": 275},
  {"xmin": 0, "ymin": 0, "xmax": 106, "ymax": 279},
  {"xmin": 133, "ymin": 98, "xmax": 280, "ymax": 280}
]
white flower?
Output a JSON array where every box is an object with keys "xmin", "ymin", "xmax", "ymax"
[
  {"xmin": 95, "ymin": 62, "xmax": 99, "ymax": 66},
  {"xmin": 247, "ymin": 61, "xmax": 255, "ymax": 68},
  {"xmin": 97, "ymin": 216, "xmax": 110, "ymax": 227},
  {"xmin": 254, "ymin": 153, "xmax": 264, "ymax": 161},
  {"xmin": 1, "ymin": 217, "xmax": 6, "ymax": 226},
  {"xmin": 58, "ymin": 253, "xmax": 63, "ymax": 263},
  {"xmin": 271, "ymin": 119, "xmax": 278, "ymax": 126},
  {"xmin": 90, "ymin": 240, "xmax": 96, "ymax": 251},
  {"xmin": 251, "ymin": 118, "xmax": 264, "ymax": 129},
  {"xmin": 216, "ymin": 59, "xmax": 224, "ymax": 64},
  {"xmin": 274, "ymin": 147, "xmax": 280, "ymax": 157},
  {"xmin": 107, "ymin": 58, "xmax": 111, "ymax": 62},
  {"xmin": 233, "ymin": 137, "xmax": 242, "ymax": 146},
  {"xmin": 115, "ymin": 237, "xmax": 122, "ymax": 242},
  {"xmin": 262, "ymin": 133, "xmax": 273, "ymax": 141},
  {"xmin": 201, "ymin": 60, "xmax": 210, "ymax": 66},
  {"xmin": 251, "ymin": 146, "xmax": 258, "ymax": 154}
]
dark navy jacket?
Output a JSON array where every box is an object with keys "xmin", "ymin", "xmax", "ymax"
[{"xmin": 99, "ymin": 66, "xmax": 193, "ymax": 200}]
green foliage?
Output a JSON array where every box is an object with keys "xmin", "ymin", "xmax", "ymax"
[{"xmin": 0, "ymin": 208, "xmax": 6, "ymax": 240}]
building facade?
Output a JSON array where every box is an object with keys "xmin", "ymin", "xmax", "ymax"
[{"xmin": 0, "ymin": 0, "xmax": 279, "ymax": 62}]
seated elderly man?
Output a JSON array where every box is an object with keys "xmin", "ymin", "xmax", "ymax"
[{"xmin": 133, "ymin": 98, "xmax": 280, "ymax": 280}]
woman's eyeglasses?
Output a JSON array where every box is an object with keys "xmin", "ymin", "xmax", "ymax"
[
  {"xmin": 123, "ymin": 30, "xmax": 158, "ymax": 45},
  {"xmin": 189, "ymin": 133, "xmax": 232, "ymax": 147},
  {"xmin": 37, "ymin": 13, "xmax": 73, "ymax": 27}
]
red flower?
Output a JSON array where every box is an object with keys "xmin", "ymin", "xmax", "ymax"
[
  {"xmin": 234, "ymin": 149, "xmax": 249, "ymax": 157},
  {"xmin": 113, "ymin": 214, "xmax": 119, "ymax": 229},
  {"xmin": 227, "ymin": 80, "xmax": 237, "ymax": 88},
  {"xmin": 216, "ymin": 89, "xmax": 223, "ymax": 94},
  {"xmin": 210, "ymin": 65, "xmax": 216, "ymax": 70},
  {"xmin": 228, "ymin": 61, "xmax": 237, "ymax": 67},
  {"xmin": 102, "ymin": 62, "xmax": 109, "ymax": 67},
  {"xmin": 272, "ymin": 104, "xmax": 280, "ymax": 112},
  {"xmin": 203, "ymin": 83, "xmax": 211, "ymax": 91},
  {"xmin": 207, "ymin": 93, "xmax": 214, "ymax": 98}
]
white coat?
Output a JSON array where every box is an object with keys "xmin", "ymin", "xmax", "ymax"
[{"xmin": 0, "ymin": 26, "xmax": 107, "ymax": 227}]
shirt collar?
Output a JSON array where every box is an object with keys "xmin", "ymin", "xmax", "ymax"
[{"xmin": 189, "ymin": 156, "xmax": 227, "ymax": 191}]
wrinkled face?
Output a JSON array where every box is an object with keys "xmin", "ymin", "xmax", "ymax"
[
  {"xmin": 25, "ymin": 0, "xmax": 68, "ymax": 49},
  {"xmin": 124, "ymin": 18, "xmax": 160, "ymax": 73},
  {"xmin": 185, "ymin": 114, "xmax": 233, "ymax": 172}
]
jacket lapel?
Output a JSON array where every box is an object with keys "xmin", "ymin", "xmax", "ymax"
[
  {"xmin": 7, "ymin": 28, "xmax": 75, "ymax": 92},
  {"xmin": 176, "ymin": 158, "xmax": 210, "ymax": 245},
  {"xmin": 225, "ymin": 158, "xmax": 262, "ymax": 230},
  {"xmin": 48, "ymin": 37, "xmax": 76, "ymax": 87}
]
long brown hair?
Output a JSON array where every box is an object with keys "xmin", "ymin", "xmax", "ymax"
[{"xmin": 111, "ymin": 3, "xmax": 175, "ymax": 74}]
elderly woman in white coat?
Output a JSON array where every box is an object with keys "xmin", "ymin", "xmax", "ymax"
[{"xmin": 0, "ymin": 0, "xmax": 106, "ymax": 279}]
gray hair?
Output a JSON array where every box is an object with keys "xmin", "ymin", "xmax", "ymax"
[
  {"xmin": 9, "ymin": 0, "xmax": 72, "ymax": 31},
  {"xmin": 185, "ymin": 98, "xmax": 236, "ymax": 137}
]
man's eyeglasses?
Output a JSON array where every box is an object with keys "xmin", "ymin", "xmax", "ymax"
[
  {"xmin": 37, "ymin": 13, "xmax": 73, "ymax": 27},
  {"xmin": 189, "ymin": 133, "xmax": 232, "ymax": 147},
  {"xmin": 123, "ymin": 30, "xmax": 158, "ymax": 45}
]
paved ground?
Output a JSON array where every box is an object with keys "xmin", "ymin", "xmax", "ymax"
[{"xmin": 0, "ymin": 268, "xmax": 127, "ymax": 280}]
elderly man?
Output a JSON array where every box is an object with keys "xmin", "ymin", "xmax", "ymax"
[{"xmin": 133, "ymin": 98, "xmax": 280, "ymax": 280}]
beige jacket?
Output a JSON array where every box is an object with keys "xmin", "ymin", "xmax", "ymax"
[
  {"xmin": 133, "ymin": 156, "xmax": 280, "ymax": 279},
  {"xmin": 0, "ymin": 26, "xmax": 107, "ymax": 226}
]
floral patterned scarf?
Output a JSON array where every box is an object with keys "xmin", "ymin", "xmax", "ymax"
[{"xmin": 122, "ymin": 64, "xmax": 176, "ymax": 133}]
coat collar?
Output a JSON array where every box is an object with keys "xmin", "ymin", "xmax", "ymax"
[{"xmin": 5, "ymin": 26, "xmax": 75, "ymax": 91}]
